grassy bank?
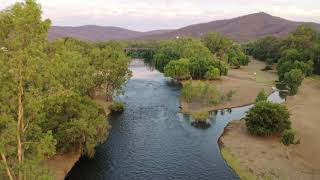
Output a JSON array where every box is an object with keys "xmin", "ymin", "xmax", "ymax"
[
  {"xmin": 180, "ymin": 60, "xmax": 276, "ymax": 113},
  {"xmin": 221, "ymin": 147, "xmax": 257, "ymax": 180}
]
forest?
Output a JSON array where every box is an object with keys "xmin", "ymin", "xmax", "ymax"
[{"xmin": 0, "ymin": 1, "xmax": 131, "ymax": 179}]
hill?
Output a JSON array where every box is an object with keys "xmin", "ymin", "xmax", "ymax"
[
  {"xmin": 48, "ymin": 12, "xmax": 320, "ymax": 42},
  {"xmin": 141, "ymin": 12, "xmax": 320, "ymax": 42}
]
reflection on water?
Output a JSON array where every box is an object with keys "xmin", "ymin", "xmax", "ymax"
[{"xmin": 66, "ymin": 59, "xmax": 284, "ymax": 180}]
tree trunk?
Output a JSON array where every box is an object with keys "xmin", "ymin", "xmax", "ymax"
[
  {"xmin": 17, "ymin": 68, "xmax": 24, "ymax": 180},
  {"xmin": 1, "ymin": 153, "xmax": 14, "ymax": 180}
]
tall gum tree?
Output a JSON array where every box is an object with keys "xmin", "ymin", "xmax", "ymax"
[{"xmin": 0, "ymin": 0, "xmax": 56, "ymax": 179}]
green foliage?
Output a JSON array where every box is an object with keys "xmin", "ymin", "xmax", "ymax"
[
  {"xmin": 181, "ymin": 81, "xmax": 221, "ymax": 105},
  {"xmin": 41, "ymin": 91, "xmax": 110, "ymax": 157},
  {"xmin": 245, "ymin": 101, "xmax": 291, "ymax": 136},
  {"xmin": 205, "ymin": 67, "xmax": 220, "ymax": 80},
  {"xmin": 153, "ymin": 37, "xmax": 228, "ymax": 79},
  {"xmin": 109, "ymin": 102, "xmax": 125, "ymax": 113},
  {"xmin": 90, "ymin": 44, "xmax": 132, "ymax": 99},
  {"xmin": 202, "ymin": 32, "xmax": 249, "ymax": 68},
  {"xmin": 181, "ymin": 81, "xmax": 235, "ymax": 107},
  {"xmin": 281, "ymin": 129, "xmax": 296, "ymax": 146},
  {"xmin": 283, "ymin": 69, "xmax": 304, "ymax": 95},
  {"xmin": 255, "ymin": 89, "xmax": 268, "ymax": 102},
  {"xmin": 250, "ymin": 25, "xmax": 320, "ymax": 95},
  {"xmin": 245, "ymin": 36, "xmax": 282, "ymax": 63},
  {"xmin": 202, "ymin": 32, "xmax": 233, "ymax": 55},
  {"xmin": 227, "ymin": 44, "xmax": 250, "ymax": 68},
  {"xmin": 246, "ymin": 25, "xmax": 320, "ymax": 96},
  {"xmin": 0, "ymin": 0, "xmax": 58, "ymax": 178},
  {"xmin": 191, "ymin": 112, "xmax": 210, "ymax": 122},
  {"xmin": 0, "ymin": 1, "xmax": 131, "ymax": 179},
  {"xmin": 221, "ymin": 148, "xmax": 257, "ymax": 180},
  {"xmin": 164, "ymin": 58, "xmax": 191, "ymax": 80}
]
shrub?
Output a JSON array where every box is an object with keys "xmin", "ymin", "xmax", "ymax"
[
  {"xmin": 245, "ymin": 101, "xmax": 291, "ymax": 136},
  {"xmin": 181, "ymin": 81, "xmax": 221, "ymax": 105},
  {"xmin": 226, "ymin": 90, "xmax": 236, "ymax": 101},
  {"xmin": 109, "ymin": 102, "xmax": 125, "ymax": 113},
  {"xmin": 262, "ymin": 65, "xmax": 273, "ymax": 71},
  {"xmin": 283, "ymin": 69, "xmax": 304, "ymax": 95},
  {"xmin": 255, "ymin": 89, "xmax": 268, "ymax": 102},
  {"xmin": 281, "ymin": 129, "xmax": 296, "ymax": 146},
  {"xmin": 191, "ymin": 111, "xmax": 209, "ymax": 122},
  {"xmin": 164, "ymin": 58, "xmax": 191, "ymax": 80},
  {"xmin": 205, "ymin": 66, "xmax": 220, "ymax": 80}
]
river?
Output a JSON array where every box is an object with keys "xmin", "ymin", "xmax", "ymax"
[{"xmin": 66, "ymin": 59, "xmax": 284, "ymax": 180}]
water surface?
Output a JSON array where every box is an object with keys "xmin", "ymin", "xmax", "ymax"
[{"xmin": 66, "ymin": 59, "xmax": 282, "ymax": 180}]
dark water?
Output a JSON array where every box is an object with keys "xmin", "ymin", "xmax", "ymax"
[{"xmin": 66, "ymin": 60, "xmax": 283, "ymax": 180}]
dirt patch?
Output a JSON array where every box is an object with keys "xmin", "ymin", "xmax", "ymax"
[
  {"xmin": 220, "ymin": 78, "xmax": 320, "ymax": 179},
  {"xmin": 181, "ymin": 59, "xmax": 277, "ymax": 112},
  {"xmin": 45, "ymin": 151, "xmax": 81, "ymax": 180}
]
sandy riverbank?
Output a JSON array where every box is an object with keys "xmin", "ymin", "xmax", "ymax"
[
  {"xmin": 219, "ymin": 78, "xmax": 320, "ymax": 179},
  {"xmin": 45, "ymin": 96, "xmax": 112, "ymax": 180},
  {"xmin": 181, "ymin": 59, "xmax": 277, "ymax": 113}
]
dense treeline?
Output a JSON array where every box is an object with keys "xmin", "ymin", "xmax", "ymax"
[
  {"xmin": 127, "ymin": 33, "xmax": 248, "ymax": 80},
  {"xmin": 0, "ymin": 0, "xmax": 131, "ymax": 179},
  {"xmin": 154, "ymin": 34, "xmax": 248, "ymax": 80},
  {"xmin": 245, "ymin": 25, "xmax": 320, "ymax": 95}
]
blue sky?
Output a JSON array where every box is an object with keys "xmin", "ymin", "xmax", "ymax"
[{"xmin": 1, "ymin": 0, "xmax": 319, "ymax": 31}]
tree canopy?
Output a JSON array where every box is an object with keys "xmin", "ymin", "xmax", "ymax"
[
  {"xmin": 0, "ymin": 1, "xmax": 131, "ymax": 179},
  {"xmin": 246, "ymin": 24, "xmax": 320, "ymax": 95}
]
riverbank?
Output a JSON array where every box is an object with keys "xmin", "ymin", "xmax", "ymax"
[
  {"xmin": 45, "ymin": 96, "xmax": 112, "ymax": 180},
  {"xmin": 219, "ymin": 77, "xmax": 320, "ymax": 179},
  {"xmin": 181, "ymin": 59, "xmax": 277, "ymax": 113}
]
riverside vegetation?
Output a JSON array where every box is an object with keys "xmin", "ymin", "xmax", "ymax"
[
  {"xmin": 245, "ymin": 25, "xmax": 320, "ymax": 95},
  {"xmin": 0, "ymin": 0, "xmax": 131, "ymax": 179}
]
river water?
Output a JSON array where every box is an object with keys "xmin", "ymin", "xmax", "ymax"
[{"xmin": 66, "ymin": 59, "xmax": 284, "ymax": 180}]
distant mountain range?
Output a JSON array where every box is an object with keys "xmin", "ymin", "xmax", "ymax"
[{"xmin": 48, "ymin": 12, "xmax": 320, "ymax": 42}]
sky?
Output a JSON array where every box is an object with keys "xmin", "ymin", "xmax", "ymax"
[{"xmin": 0, "ymin": 0, "xmax": 319, "ymax": 31}]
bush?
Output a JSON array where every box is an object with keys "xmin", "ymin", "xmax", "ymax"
[
  {"xmin": 255, "ymin": 89, "xmax": 268, "ymax": 102},
  {"xmin": 191, "ymin": 111, "xmax": 209, "ymax": 122},
  {"xmin": 226, "ymin": 90, "xmax": 236, "ymax": 101},
  {"xmin": 164, "ymin": 58, "xmax": 191, "ymax": 80},
  {"xmin": 283, "ymin": 69, "xmax": 304, "ymax": 95},
  {"xmin": 109, "ymin": 102, "xmax": 125, "ymax": 112},
  {"xmin": 245, "ymin": 101, "xmax": 291, "ymax": 136},
  {"xmin": 281, "ymin": 129, "xmax": 296, "ymax": 146},
  {"xmin": 205, "ymin": 66, "xmax": 220, "ymax": 80},
  {"xmin": 181, "ymin": 81, "xmax": 221, "ymax": 105},
  {"xmin": 262, "ymin": 65, "xmax": 273, "ymax": 71}
]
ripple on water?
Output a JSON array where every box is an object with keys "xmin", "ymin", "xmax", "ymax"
[{"xmin": 66, "ymin": 60, "xmax": 283, "ymax": 180}]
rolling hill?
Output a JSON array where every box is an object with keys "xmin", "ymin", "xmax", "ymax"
[{"xmin": 48, "ymin": 12, "xmax": 320, "ymax": 42}]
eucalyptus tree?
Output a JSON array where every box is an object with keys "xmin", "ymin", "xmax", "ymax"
[{"xmin": 0, "ymin": 1, "xmax": 56, "ymax": 179}]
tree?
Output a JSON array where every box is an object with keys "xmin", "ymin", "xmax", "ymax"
[
  {"xmin": 245, "ymin": 101, "xmax": 291, "ymax": 136},
  {"xmin": 202, "ymin": 32, "xmax": 249, "ymax": 68},
  {"xmin": 0, "ymin": 0, "xmax": 57, "ymax": 179},
  {"xmin": 227, "ymin": 44, "xmax": 249, "ymax": 68},
  {"xmin": 202, "ymin": 32, "xmax": 233, "ymax": 56},
  {"xmin": 255, "ymin": 89, "xmax": 268, "ymax": 102},
  {"xmin": 164, "ymin": 58, "xmax": 191, "ymax": 80},
  {"xmin": 245, "ymin": 36, "xmax": 282, "ymax": 63},
  {"xmin": 283, "ymin": 69, "xmax": 304, "ymax": 95},
  {"xmin": 41, "ymin": 91, "xmax": 110, "ymax": 157},
  {"xmin": 90, "ymin": 44, "xmax": 132, "ymax": 99},
  {"xmin": 153, "ymin": 37, "xmax": 228, "ymax": 79}
]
